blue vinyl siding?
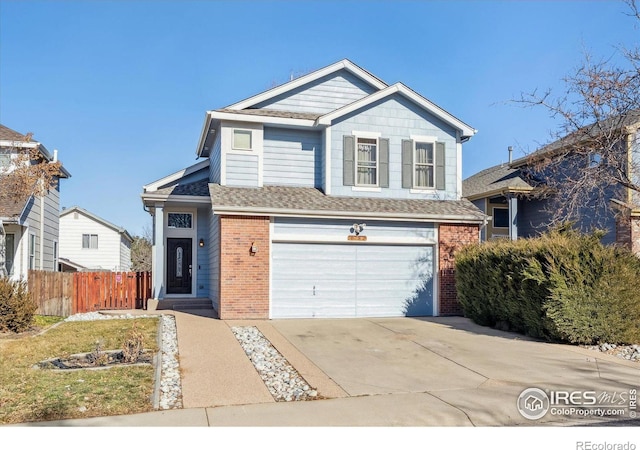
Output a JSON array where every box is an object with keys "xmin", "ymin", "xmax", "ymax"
[
  {"xmin": 209, "ymin": 133, "xmax": 221, "ymax": 184},
  {"xmin": 330, "ymin": 94, "xmax": 459, "ymax": 199},
  {"xmin": 225, "ymin": 153, "xmax": 259, "ymax": 187},
  {"xmin": 196, "ymin": 207, "xmax": 210, "ymax": 298},
  {"xmin": 253, "ymin": 69, "xmax": 378, "ymax": 114},
  {"xmin": 263, "ymin": 127, "xmax": 322, "ymax": 188}
]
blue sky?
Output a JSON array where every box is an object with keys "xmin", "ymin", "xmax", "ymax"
[{"xmin": 1, "ymin": 0, "xmax": 638, "ymax": 236}]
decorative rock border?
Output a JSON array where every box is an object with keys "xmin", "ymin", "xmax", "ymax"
[
  {"xmin": 231, "ymin": 326, "xmax": 318, "ymax": 402},
  {"xmin": 62, "ymin": 312, "xmax": 183, "ymax": 410}
]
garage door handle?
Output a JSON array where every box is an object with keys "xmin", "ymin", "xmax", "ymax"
[{"xmin": 313, "ymin": 286, "xmax": 316, "ymax": 296}]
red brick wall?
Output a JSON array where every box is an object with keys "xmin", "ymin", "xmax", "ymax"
[
  {"xmin": 219, "ymin": 215, "xmax": 270, "ymax": 319},
  {"xmin": 438, "ymin": 223, "xmax": 480, "ymax": 316},
  {"xmin": 616, "ymin": 212, "xmax": 640, "ymax": 255}
]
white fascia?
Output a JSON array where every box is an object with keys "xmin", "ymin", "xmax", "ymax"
[
  {"xmin": 317, "ymin": 83, "xmax": 477, "ymax": 139},
  {"xmin": 226, "ymin": 59, "xmax": 388, "ymax": 111},
  {"xmin": 196, "ymin": 111, "xmax": 214, "ymax": 157}
]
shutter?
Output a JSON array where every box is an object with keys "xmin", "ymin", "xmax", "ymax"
[
  {"xmin": 379, "ymin": 138, "xmax": 389, "ymax": 188},
  {"xmin": 402, "ymin": 139, "xmax": 413, "ymax": 189},
  {"xmin": 436, "ymin": 141, "xmax": 446, "ymax": 191},
  {"xmin": 343, "ymin": 135, "xmax": 355, "ymax": 186}
]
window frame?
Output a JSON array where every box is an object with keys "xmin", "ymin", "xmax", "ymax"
[
  {"xmin": 82, "ymin": 233, "xmax": 99, "ymax": 249},
  {"xmin": 5, "ymin": 233, "xmax": 15, "ymax": 275},
  {"xmin": 355, "ymin": 136, "xmax": 379, "ymax": 187},
  {"xmin": 413, "ymin": 140, "xmax": 436, "ymax": 189},
  {"xmin": 29, "ymin": 233, "xmax": 36, "ymax": 270},
  {"xmin": 232, "ymin": 129, "xmax": 253, "ymax": 151},
  {"xmin": 167, "ymin": 212, "xmax": 193, "ymax": 229},
  {"xmin": 492, "ymin": 207, "xmax": 510, "ymax": 229}
]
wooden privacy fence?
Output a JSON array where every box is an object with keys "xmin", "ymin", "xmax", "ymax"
[{"xmin": 28, "ymin": 270, "xmax": 152, "ymax": 316}]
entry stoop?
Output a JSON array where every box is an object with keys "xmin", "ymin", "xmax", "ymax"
[{"xmin": 155, "ymin": 298, "xmax": 214, "ymax": 311}]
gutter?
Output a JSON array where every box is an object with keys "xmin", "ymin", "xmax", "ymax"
[{"xmin": 210, "ymin": 205, "xmax": 487, "ymax": 224}]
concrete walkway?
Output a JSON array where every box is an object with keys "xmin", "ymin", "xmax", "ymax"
[{"xmin": 7, "ymin": 311, "xmax": 640, "ymax": 427}]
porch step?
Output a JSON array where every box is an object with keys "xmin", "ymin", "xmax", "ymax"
[{"xmin": 156, "ymin": 298, "xmax": 213, "ymax": 311}]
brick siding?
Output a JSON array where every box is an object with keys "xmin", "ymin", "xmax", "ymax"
[
  {"xmin": 616, "ymin": 212, "xmax": 640, "ymax": 255},
  {"xmin": 438, "ymin": 223, "xmax": 480, "ymax": 315},
  {"xmin": 219, "ymin": 215, "xmax": 270, "ymax": 319}
]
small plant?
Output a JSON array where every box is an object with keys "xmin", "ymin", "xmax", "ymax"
[
  {"xmin": 122, "ymin": 321, "xmax": 145, "ymax": 363},
  {"xmin": 88, "ymin": 340, "xmax": 109, "ymax": 366},
  {"xmin": 0, "ymin": 278, "xmax": 37, "ymax": 333}
]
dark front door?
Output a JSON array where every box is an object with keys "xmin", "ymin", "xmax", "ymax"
[{"xmin": 167, "ymin": 238, "xmax": 192, "ymax": 294}]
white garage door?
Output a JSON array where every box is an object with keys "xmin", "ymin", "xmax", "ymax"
[{"xmin": 271, "ymin": 243, "xmax": 434, "ymax": 319}]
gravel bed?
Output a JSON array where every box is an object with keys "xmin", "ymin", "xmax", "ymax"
[
  {"xmin": 583, "ymin": 343, "xmax": 640, "ymax": 362},
  {"xmin": 231, "ymin": 326, "xmax": 317, "ymax": 402},
  {"xmin": 64, "ymin": 312, "xmax": 182, "ymax": 409}
]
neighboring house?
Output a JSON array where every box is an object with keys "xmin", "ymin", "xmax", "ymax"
[
  {"xmin": 141, "ymin": 59, "xmax": 486, "ymax": 320},
  {"xmin": 58, "ymin": 206, "xmax": 133, "ymax": 272},
  {"xmin": 0, "ymin": 124, "xmax": 70, "ymax": 281},
  {"xmin": 463, "ymin": 114, "xmax": 640, "ymax": 249}
]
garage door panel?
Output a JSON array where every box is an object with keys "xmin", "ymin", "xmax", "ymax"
[{"xmin": 271, "ymin": 243, "xmax": 434, "ymax": 319}]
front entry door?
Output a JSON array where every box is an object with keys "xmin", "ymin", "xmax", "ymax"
[{"xmin": 166, "ymin": 238, "xmax": 192, "ymax": 294}]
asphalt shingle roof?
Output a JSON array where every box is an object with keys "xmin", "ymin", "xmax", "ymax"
[
  {"xmin": 154, "ymin": 179, "xmax": 210, "ymax": 197},
  {"xmin": 0, "ymin": 124, "xmax": 28, "ymax": 142},
  {"xmin": 462, "ymin": 164, "xmax": 534, "ymax": 199},
  {"xmin": 0, "ymin": 179, "xmax": 30, "ymax": 220},
  {"xmin": 217, "ymin": 108, "xmax": 323, "ymax": 121},
  {"xmin": 208, "ymin": 184, "xmax": 486, "ymax": 221}
]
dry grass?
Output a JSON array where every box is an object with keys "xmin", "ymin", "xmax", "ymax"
[{"xmin": 0, "ymin": 317, "xmax": 159, "ymax": 424}]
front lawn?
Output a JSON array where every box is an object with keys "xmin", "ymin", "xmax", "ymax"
[{"xmin": 0, "ymin": 317, "xmax": 159, "ymax": 424}]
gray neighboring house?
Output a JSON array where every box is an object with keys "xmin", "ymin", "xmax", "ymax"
[
  {"xmin": 142, "ymin": 59, "xmax": 486, "ymax": 320},
  {"xmin": 463, "ymin": 114, "xmax": 640, "ymax": 249},
  {"xmin": 0, "ymin": 124, "xmax": 71, "ymax": 280}
]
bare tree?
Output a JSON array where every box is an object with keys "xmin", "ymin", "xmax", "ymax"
[
  {"xmin": 0, "ymin": 134, "xmax": 63, "ymax": 277},
  {"xmin": 130, "ymin": 224, "xmax": 152, "ymax": 272},
  {"xmin": 516, "ymin": 0, "xmax": 640, "ymax": 229}
]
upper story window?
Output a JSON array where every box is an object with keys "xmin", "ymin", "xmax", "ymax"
[
  {"xmin": 82, "ymin": 234, "xmax": 98, "ymax": 249},
  {"xmin": 402, "ymin": 138, "xmax": 445, "ymax": 191},
  {"xmin": 356, "ymin": 137, "xmax": 378, "ymax": 186},
  {"xmin": 168, "ymin": 213, "xmax": 192, "ymax": 229},
  {"xmin": 0, "ymin": 150, "xmax": 11, "ymax": 169},
  {"xmin": 232, "ymin": 129, "xmax": 252, "ymax": 150},
  {"xmin": 414, "ymin": 142, "xmax": 435, "ymax": 188}
]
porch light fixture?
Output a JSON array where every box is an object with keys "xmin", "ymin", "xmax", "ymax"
[
  {"xmin": 250, "ymin": 242, "xmax": 258, "ymax": 254},
  {"xmin": 199, "ymin": 238, "xmax": 205, "ymax": 247}
]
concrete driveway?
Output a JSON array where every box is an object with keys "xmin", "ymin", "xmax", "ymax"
[{"xmin": 208, "ymin": 316, "xmax": 640, "ymax": 426}]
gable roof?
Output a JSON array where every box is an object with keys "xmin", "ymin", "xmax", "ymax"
[
  {"xmin": 226, "ymin": 59, "xmax": 388, "ymax": 111},
  {"xmin": 0, "ymin": 124, "xmax": 28, "ymax": 141},
  {"xmin": 209, "ymin": 184, "xmax": 486, "ymax": 223},
  {"xmin": 60, "ymin": 206, "xmax": 133, "ymax": 243},
  {"xmin": 143, "ymin": 159, "xmax": 210, "ymax": 193},
  {"xmin": 462, "ymin": 164, "xmax": 534, "ymax": 200},
  {"xmin": 317, "ymin": 83, "xmax": 477, "ymax": 139},
  {"xmin": 196, "ymin": 60, "xmax": 477, "ymax": 156}
]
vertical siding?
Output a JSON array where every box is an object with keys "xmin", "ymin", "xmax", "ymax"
[
  {"xmin": 330, "ymin": 94, "xmax": 459, "ymax": 199},
  {"xmin": 208, "ymin": 212, "xmax": 220, "ymax": 312},
  {"xmin": 253, "ymin": 69, "xmax": 378, "ymax": 114},
  {"xmin": 263, "ymin": 127, "xmax": 322, "ymax": 187},
  {"xmin": 196, "ymin": 207, "xmax": 210, "ymax": 298},
  {"xmin": 225, "ymin": 153, "xmax": 259, "ymax": 187}
]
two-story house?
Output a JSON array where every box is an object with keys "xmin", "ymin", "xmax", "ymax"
[
  {"xmin": 141, "ymin": 59, "xmax": 485, "ymax": 319},
  {"xmin": 463, "ymin": 112, "xmax": 640, "ymax": 250},
  {"xmin": 0, "ymin": 124, "xmax": 70, "ymax": 281},
  {"xmin": 58, "ymin": 206, "xmax": 133, "ymax": 272}
]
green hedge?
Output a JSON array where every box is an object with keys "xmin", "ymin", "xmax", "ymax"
[{"xmin": 455, "ymin": 227, "xmax": 640, "ymax": 344}]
